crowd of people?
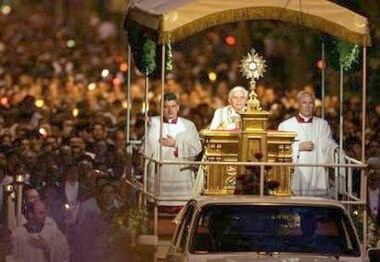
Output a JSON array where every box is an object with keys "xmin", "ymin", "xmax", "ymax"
[
  {"xmin": 0, "ymin": 3, "xmax": 137, "ymax": 261},
  {"xmin": 1, "ymin": 1, "xmax": 380, "ymax": 261}
]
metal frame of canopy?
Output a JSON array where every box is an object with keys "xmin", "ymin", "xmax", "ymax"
[{"xmin": 123, "ymin": 0, "xmax": 371, "ymax": 251}]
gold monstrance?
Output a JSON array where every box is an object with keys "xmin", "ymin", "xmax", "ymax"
[{"xmin": 239, "ymin": 49, "xmax": 267, "ymax": 112}]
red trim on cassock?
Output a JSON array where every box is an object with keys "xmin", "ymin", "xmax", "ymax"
[
  {"xmin": 296, "ymin": 113, "xmax": 313, "ymax": 123},
  {"xmin": 163, "ymin": 117, "xmax": 178, "ymax": 124}
]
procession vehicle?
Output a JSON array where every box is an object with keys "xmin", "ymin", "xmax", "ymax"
[
  {"xmin": 167, "ymin": 196, "xmax": 362, "ymax": 262},
  {"xmin": 123, "ymin": 0, "xmax": 378, "ymax": 261}
]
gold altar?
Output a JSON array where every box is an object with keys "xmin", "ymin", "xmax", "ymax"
[{"xmin": 201, "ymin": 110, "xmax": 296, "ymax": 196}]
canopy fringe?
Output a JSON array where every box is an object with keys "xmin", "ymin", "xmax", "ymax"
[{"xmin": 159, "ymin": 7, "xmax": 370, "ymax": 46}]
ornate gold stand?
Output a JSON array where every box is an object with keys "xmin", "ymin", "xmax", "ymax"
[
  {"xmin": 267, "ymin": 131, "xmax": 296, "ymax": 196},
  {"xmin": 201, "ymin": 110, "xmax": 296, "ymax": 196},
  {"xmin": 200, "ymin": 130, "xmax": 239, "ymax": 195}
]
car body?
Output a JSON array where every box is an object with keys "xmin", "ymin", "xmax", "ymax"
[{"xmin": 167, "ymin": 195, "xmax": 363, "ymax": 262}]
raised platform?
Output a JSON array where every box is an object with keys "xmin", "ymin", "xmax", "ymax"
[
  {"xmin": 157, "ymin": 214, "xmax": 177, "ymax": 238},
  {"xmin": 155, "ymin": 213, "xmax": 178, "ymax": 261}
]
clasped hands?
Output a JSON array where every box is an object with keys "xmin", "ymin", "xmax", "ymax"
[
  {"xmin": 161, "ymin": 135, "xmax": 176, "ymax": 147},
  {"xmin": 299, "ymin": 141, "xmax": 314, "ymax": 151},
  {"xmin": 30, "ymin": 235, "xmax": 49, "ymax": 251}
]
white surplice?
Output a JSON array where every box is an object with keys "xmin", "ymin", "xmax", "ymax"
[
  {"xmin": 209, "ymin": 105, "xmax": 241, "ymax": 130},
  {"xmin": 278, "ymin": 116, "xmax": 338, "ymax": 196},
  {"xmin": 145, "ymin": 116, "xmax": 202, "ymax": 206},
  {"xmin": 11, "ymin": 218, "xmax": 70, "ymax": 262}
]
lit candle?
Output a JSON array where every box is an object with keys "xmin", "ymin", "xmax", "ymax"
[
  {"xmin": 15, "ymin": 174, "xmax": 25, "ymax": 183},
  {"xmin": 15, "ymin": 174, "xmax": 25, "ymax": 226},
  {"xmin": 3, "ymin": 184, "xmax": 16, "ymax": 231},
  {"xmin": 10, "ymin": 192, "xmax": 16, "ymax": 230},
  {"xmin": 4, "ymin": 184, "xmax": 13, "ymax": 192}
]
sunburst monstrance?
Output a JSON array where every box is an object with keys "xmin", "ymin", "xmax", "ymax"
[{"xmin": 239, "ymin": 49, "xmax": 267, "ymax": 112}]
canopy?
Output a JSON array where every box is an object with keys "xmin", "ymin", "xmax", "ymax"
[{"xmin": 125, "ymin": 0, "xmax": 371, "ymax": 46}]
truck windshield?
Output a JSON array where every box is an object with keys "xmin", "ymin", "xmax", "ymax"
[{"xmin": 190, "ymin": 204, "xmax": 361, "ymax": 256}]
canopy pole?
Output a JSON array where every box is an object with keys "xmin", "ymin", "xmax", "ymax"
[
  {"xmin": 361, "ymin": 46, "xmax": 367, "ymax": 253},
  {"xmin": 321, "ymin": 41, "xmax": 326, "ymax": 119},
  {"xmin": 144, "ymin": 76, "xmax": 149, "ymax": 155},
  {"xmin": 338, "ymin": 65, "xmax": 346, "ymax": 200},
  {"xmin": 361, "ymin": 47, "xmax": 367, "ymax": 163},
  {"xmin": 126, "ymin": 44, "xmax": 137, "ymax": 206},
  {"xmin": 339, "ymin": 65, "xmax": 343, "ymax": 154},
  {"xmin": 156, "ymin": 44, "xmax": 166, "ymax": 208},
  {"xmin": 143, "ymin": 75, "xmax": 149, "ymax": 208},
  {"xmin": 332, "ymin": 63, "xmax": 343, "ymax": 200},
  {"xmin": 159, "ymin": 44, "xmax": 166, "ymax": 162},
  {"xmin": 126, "ymin": 44, "xmax": 131, "ymax": 147}
]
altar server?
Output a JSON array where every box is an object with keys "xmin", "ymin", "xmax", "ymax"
[
  {"xmin": 145, "ymin": 93, "xmax": 202, "ymax": 208},
  {"xmin": 278, "ymin": 91, "xmax": 338, "ymax": 196}
]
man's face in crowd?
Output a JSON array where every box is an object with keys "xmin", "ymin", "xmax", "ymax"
[
  {"xmin": 94, "ymin": 140, "xmax": 108, "ymax": 156},
  {"xmin": 62, "ymin": 120, "xmax": 74, "ymax": 136},
  {"xmin": 16, "ymin": 125, "xmax": 28, "ymax": 139},
  {"xmin": 229, "ymin": 91, "xmax": 247, "ymax": 112},
  {"xmin": 30, "ymin": 136, "xmax": 43, "ymax": 152},
  {"xmin": 114, "ymin": 130, "xmax": 126, "ymax": 149},
  {"xmin": 163, "ymin": 99, "xmax": 179, "ymax": 120},
  {"xmin": 100, "ymin": 184, "xmax": 116, "ymax": 207},
  {"xmin": 44, "ymin": 137, "xmax": 58, "ymax": 152},
  {"xmin": 298, "ymin": 94, "xmax": 315, "ymax": 118},
  {"xmin": 93, "ymin": 124, "xmax": 106, "ymax": 140},
  {"xmin": 368, "ymin": 172, "xmax": 380, "ymax": 190},
  {"xmin": 20, "ymin": 139, "xmax": 31, "ymax": 153},
  {"xmin": 1, "ymin": 134, "xmax": 12, "ymax": 146},
  {"xmin": 32, "ymin": 201, "xmax": 47, "ymax": 224},
  {"xmin": 70, "ymin": 137, "xmax": 85, "ymax": 154},
  {"xmin": 78, "ymin": 129, "xmax": 91, "ymax": 142},
  {"xmin": 26, "ymin": 189, "xmax": 40, "ymax": 205}
]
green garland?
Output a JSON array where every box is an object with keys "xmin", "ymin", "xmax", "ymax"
[
  {"xmin": 141, "ymin": 39, "xmax": 157, "ymax": 76},
  {"xmin": 111, "ymin": 203, "xmax": 153, "ymax": 248},
  {"xmin": 166, "ymin": 41, "xmax": 173, "ymax": 72},
  {"xmin": 325, "ymin": 37, "xmax": 360, "ymax": 72},
  {"xmin": 127, "ymin": 24, "xmax": 173, "ymax": 77},
  {"xmin": 336, "ymin": 40, "xmax": 360, "ymax": 71}
]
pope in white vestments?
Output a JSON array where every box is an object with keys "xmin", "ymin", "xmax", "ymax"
[
  {"xmin": 209, "ymin": 86, "xmax": 248, "ymax": 130},
  {"xmin": 191, "ymin": 86, "xmax": 248, "ymax": 198},
  {"xmin": 278, "ymin": 91, "xmax": 338, "ymax": 196},
  {"xmin": 145, "ymin": 93, "xmax": 202, "ymax": 206}
]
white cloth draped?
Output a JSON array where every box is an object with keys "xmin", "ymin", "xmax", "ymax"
[
  {"xmin": 145, "ymin": 116, "xmax": 202, "ymax": 206},
  {"xmin": 278, "ymin": 116, "xmax": 338, "ymax": 196},
  {"xmin": 11, "ymin": 218, "xmax": 70, "ymax": 262},
  {"xmin": 209, "ymin": 105, "xmax": 241, "ymax": 130}
]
